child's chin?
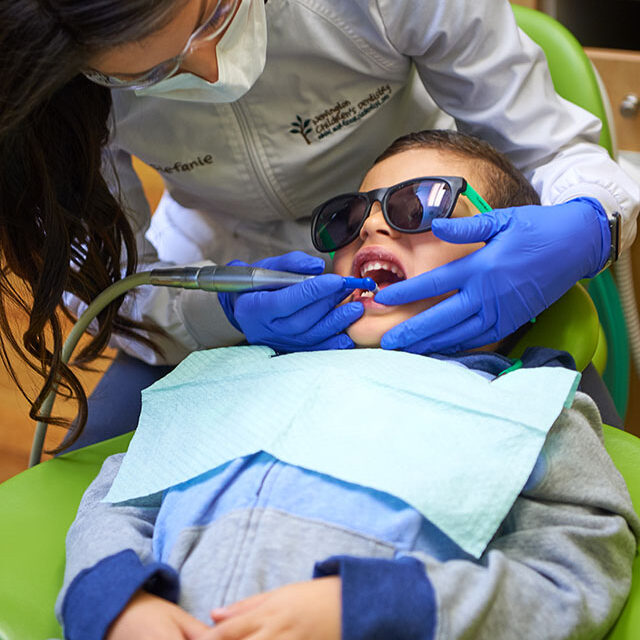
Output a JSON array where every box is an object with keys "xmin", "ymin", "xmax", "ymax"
[
  {"xmin": 346, "ymin": 309, "xmax": 413, "ymax": 348},
  {"xmin": 346, "ymin": 323, "xmax": 383, "ymax": 349}
]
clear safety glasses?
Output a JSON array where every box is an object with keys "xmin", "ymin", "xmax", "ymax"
[
  {"xmin": 311, "ymin": 176, "xmax": 492, "ymax": 253},
  {"xmin": 83, "ymin": 0, "xmax": 240, "ymax": 90}
]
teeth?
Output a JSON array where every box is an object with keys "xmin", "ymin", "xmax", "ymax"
[
  {"xmin": 360, "ymin": 261, "xmax": 403, "ymax": 278},
  {"xmin": 360, "ymin": 290, "xmax": 374, "ymax": 298}
]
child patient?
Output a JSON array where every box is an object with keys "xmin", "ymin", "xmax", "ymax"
[{"xmin": 56, "ymin": 131, "xmax": 639, "ymax": 640}]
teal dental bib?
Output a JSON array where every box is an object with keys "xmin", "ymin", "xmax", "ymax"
[{"xmin": 105, "ymin": 346, "xmax": 580, "ymax": 557}]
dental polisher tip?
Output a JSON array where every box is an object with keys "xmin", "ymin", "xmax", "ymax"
[{"xmin": 343, "ymin": 276, "xmax": 378, "ymax": 294}]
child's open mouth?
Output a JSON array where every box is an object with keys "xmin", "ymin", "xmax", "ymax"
[{"xmin": 351, "ymin": 251, "xmax": 406, "ymax": 305}]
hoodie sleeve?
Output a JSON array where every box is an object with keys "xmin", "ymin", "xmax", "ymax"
[
  {"xmin": 315, "ymin": 391, "xmax": 640, "ymax": 639},
  {"xmin": 55, "ymin": 454, "xmax": 179, "ymax": 640}
]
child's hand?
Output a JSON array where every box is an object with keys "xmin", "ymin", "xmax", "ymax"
[
  {"xmin": 106, "ymin": 591, "xmax": 210, "ymax": 640},
  {"xmin": 202, "ymin": 576, "xmax": 342, "ymax": 640}
]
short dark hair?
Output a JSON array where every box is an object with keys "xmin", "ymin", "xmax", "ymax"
[{"xmin": 375, "ymin": 130, "xmax": 541, "ymax": 209}]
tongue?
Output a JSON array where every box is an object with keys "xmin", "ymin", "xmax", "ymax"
[{"xmin": 366, "ymin": 269, "xmax": 402, "ymax": 288}]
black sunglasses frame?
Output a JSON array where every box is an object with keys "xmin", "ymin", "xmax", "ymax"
[{"xmin": 311, "ymin": 176, "xmax": 489, "ymax": 253}]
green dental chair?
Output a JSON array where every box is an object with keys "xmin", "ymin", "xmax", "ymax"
[
  {"xmin": 0, "ymin": 293, "xmax": 637, "ymax": 640},
  {"xmin": 0, "ymin": 6, "xmax": 638, "ymax": 640},
  {"xmin": 511, "ymin": 4, "xmax": 631, "ymax": 421}
]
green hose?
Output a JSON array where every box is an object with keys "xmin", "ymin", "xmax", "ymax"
[
  {"xmin": 28, "ymin": 271, "xmax": 152, "ymax": 467},
  {"xmin": 586, "ymin": 270, "xmax": 630, "ymax": 419}
]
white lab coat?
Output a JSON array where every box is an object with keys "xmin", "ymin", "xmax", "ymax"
[{"xmin": 68, "ymin": 0, "xmax": 640, "ymax": 364}]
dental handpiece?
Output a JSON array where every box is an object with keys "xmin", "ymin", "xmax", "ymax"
[
  {"xmin": 30, "ymin": 265, "xmax": 376, "ymax": 467},
  {"xmin": 148, "ymin": 265, "xmax": 379, "ymax": 293}
]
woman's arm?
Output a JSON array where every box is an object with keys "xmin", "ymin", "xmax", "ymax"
[
  {"xmin": 377, "ymin": 0, "xmax": 638, "ymax": 248},
  {"xmin": 370, "ymin": 0, "xmax": 639, "ymax": 354},
  {"xmin": 62, "ymin": 145, "xmax": 246, "ymax": 366}
]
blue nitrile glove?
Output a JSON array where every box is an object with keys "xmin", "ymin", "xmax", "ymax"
[
  {"xmin": 375, "ymin": 197, "xmax": 611, "ymax": 354},
  {"xmin": 218, "ymin": 251, "xmax": 364, "ymax": 351}
]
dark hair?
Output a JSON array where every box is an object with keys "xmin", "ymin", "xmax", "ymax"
[
  {"xmin": 0, "ymin": 1, "xmax": 182, "ymax": 451},
  {"xmin": 375, "ymin": 129, "xmax": 541, "ymax": 209}
]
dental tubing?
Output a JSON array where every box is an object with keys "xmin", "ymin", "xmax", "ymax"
[
  {"xmin": 28, "ymin": 266, "xmax": 377, "ymax": 466},
  {"xmin": 29, "ymin": 270, "xmax": 151, "ymax": 468}
]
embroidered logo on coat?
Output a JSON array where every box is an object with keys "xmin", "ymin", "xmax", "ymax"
[
  {"xmin": 289, "ymin": 85, "xmax": 392, "ymax": 144},
  {"xmin": 289, "ymin": 115, "xmax": 312, "ymax": 145}
]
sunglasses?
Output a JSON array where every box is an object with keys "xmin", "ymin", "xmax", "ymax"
[
  {"xmin": 311, "ymin": 176, "xmax": 492, "ymax": 253},
  {"xmin": 83, "ymin": 0, "xmax": 239, "ymax": 90}
]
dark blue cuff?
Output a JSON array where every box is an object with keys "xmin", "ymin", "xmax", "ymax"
[
  {"xmin": 570, "ymin": 196, "xmax": 611, "ymax": 275},
  {"xmin": 314, "ymin": 555, "xmax": 437, "ymax": 640},
  {"xmin": 62, "ymin": 549, "xmax": 179, "ymax": 640}
]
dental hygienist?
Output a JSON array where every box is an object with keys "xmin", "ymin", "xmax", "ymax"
[{"xmin": 1, "ymin": 0, "xmax": 638, "ymax": 449}]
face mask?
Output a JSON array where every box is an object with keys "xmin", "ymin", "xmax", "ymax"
[{"xmin": 135, "ymin": 0, "xmax": 267, "ymax": 103}]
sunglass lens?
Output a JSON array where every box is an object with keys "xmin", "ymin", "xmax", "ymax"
[
  {"xmin": 387, "ymin": 180, "xmax": 453, "ymax": 231},
  {"xmin": 314, "ymin": 195, "xmax": 368, "ymax": 252}
]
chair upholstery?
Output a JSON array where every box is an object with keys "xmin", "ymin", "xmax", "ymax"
[
  {"xmin": 0, "ymin": 434, "xmax": 133, "ymax": 640},
  {"xmin": 507, "ymin": 283, "xmax": 599, "ymax": 372},
  {"xmin": 601, "ymin": 428, "xmax": 640, "ymax": 639}
]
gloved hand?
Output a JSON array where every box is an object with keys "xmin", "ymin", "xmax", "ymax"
[
  {"xmin": 218, "ymin": 251, "xmax": 364, "ymax": 351},
  {"xmin": 375, "ymin": 197, "xmax": 611, "ymax": 354}
]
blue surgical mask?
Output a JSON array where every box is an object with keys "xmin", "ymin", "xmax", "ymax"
[{"xmin": 135, "ymin": 0, "xmax": 267, "ymax": 103}]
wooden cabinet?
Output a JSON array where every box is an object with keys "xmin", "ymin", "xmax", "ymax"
[
  {"xmin": 511, "ymin": 0, "xmax": 540, "ymax": 7},
  {"xmin": 586, "ymin": 48, "xmax": 640, "ymax": 152},
  {"xmin": 512, "ymin": 1, "xmax": 640, "ymax": 151}
]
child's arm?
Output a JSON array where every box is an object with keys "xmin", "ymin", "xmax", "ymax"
[
  {"xmin": 317, "ymin": 392, "xmax": 638, "ymax": 640},
  {"xmin": 421, "ymin": 391, "xmax": 638, "ymax": 640},
  {"xmin": 201, "ymin": 392, "xmax": 638, "ymax": 640},
  {"xmin": 56, "ymin": 454, "xmax": 186, "ymax": 640}
]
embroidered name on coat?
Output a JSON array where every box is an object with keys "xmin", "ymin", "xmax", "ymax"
[{"xmin": 149, "ymin": 154, "xmax": 214, "ymax": 174}]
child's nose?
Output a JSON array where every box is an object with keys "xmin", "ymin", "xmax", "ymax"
[
  {"xmin": 359, "ymin": 203, "xmax": 400, "ymax": 240},
  {"xmin": 180, "ymin": 41, "xmax": 220, "ymax": 83}
]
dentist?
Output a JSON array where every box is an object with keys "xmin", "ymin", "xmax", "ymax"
[{"xmin": 1, "ymin": 0, "xmax": 638, "ymax": 449}]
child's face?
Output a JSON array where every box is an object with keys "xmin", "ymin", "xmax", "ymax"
[{"xmin": 333, "ymin": 148, "xmax": 487, "ymax": 348}]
